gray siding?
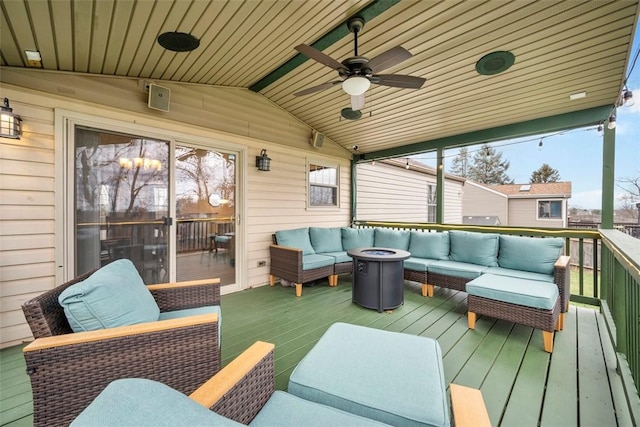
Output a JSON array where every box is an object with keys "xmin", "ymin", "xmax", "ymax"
[{"xmin": 462, "ymin": 182, "xmax": 508, "ymax": 224}]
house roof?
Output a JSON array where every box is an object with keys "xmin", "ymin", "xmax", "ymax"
[
  {"xmin": 490, "ymin": 182, "xmax": 572, "ymax": 198},
  {"xmin": 1, "ymin": 1, "xmax": 638, "ymax": 157},
  {"xmin": 462, "ymin": 216, "xmax": 501, "ymax": 226}
]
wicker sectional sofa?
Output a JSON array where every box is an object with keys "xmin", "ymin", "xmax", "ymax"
[{"xmin": 270, "ymin": 227, "xmax": 569, "ymax": 306}]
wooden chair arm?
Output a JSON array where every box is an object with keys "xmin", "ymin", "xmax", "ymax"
[
  {"xmin": 190, "ymin": 341, "xmax": 276, "ymax": 424},
  {"xmin": 146, "ymin": 278, "xmax": 220, "ymax": 290},
  {"xmin": 554, "ymin": 255, "xmax": 570, "ymax": 269},
  {"xmin": 23, "ymin": 313, "xmax": 218, "ymax": 352},
  {"xmin": 450, "ymin": 383, "xmax": 492, "ymax": 427},
  {"xmin": 269, "ymin": 244, "xmax": 303, "ymax": 254}
]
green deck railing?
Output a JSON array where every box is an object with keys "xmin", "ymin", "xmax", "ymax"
[{"xmin": 353, "ymin": 221, "xmax": 640, "ymax": 423}]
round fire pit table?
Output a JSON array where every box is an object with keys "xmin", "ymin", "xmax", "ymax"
[{"xmin": 347, "ymin": 247, "xmax": 411, "ymax": 312}]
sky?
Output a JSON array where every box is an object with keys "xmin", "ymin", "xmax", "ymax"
[{"xmin": 415, "ymin": 27, "xmax": 640, "ymax": 210}]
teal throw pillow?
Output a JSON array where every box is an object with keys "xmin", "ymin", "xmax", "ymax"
[
  {"xmin": 408, "ymin": 231, "xmax": 450, "ymax": 260},
  {"xmin": 309, "ymin": 227, "xmax": 343, "ymax": 253},
  {"xmin": 275, "ymin": 228, "xmax": 315, "ymax": 255},
  {"xmin": 498, "ymin": 235, "xmax": 564, "ymax": 275},
  {"xmin": 449, "ymin": 230, "xmax": 499, "ymax": 267},
  {"xmin": 374, "ymin": 228, "xmax": 410, "ymax": 250},
  {"xmin": 341, "ymin": 227, "xmax": 375, "ymax": 250},
  {"xmin": 58, "ymin": 259, "xmax": 160, "ymax": 332}
]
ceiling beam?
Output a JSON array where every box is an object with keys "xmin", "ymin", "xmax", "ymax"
[
  {"xmin": 356, "ymin": 105, "xmax": 614, "ymax": 162},
  {"xmin": 249, "ymin": 0, "xmax": 400, "ymax": 93}
]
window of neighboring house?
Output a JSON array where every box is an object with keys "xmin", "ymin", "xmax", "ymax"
[
  {"xmin": 427, "ymin": 184, "xmax": 436, "ymax": 223},
  {"xmin": 308, "ymin": 162, "xmax": 339, "ymax": 207},
  {"xmin": 538, "ymin": 200, "xmax": 563, "ymax": 219}
]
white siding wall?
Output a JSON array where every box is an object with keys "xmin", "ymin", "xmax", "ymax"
[
  {"xmin": 356, "ymin": 162, "xmax": 463, "ymax": 223},
  {"xmin": 0, "ymin": 72, "xmax": 351, "ymax": 348},
  {"xmin": 462, "ymin": 182, "xmax": 508, "ymax": 224}
]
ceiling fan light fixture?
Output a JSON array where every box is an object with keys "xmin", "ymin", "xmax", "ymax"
[{"xmin": 342, "ymin": 76, "xmax": 370, "ymax": 95}]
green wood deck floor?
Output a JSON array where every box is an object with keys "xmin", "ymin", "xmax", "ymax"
[{"xmin": 1, "ymin": 277, "xmax": 633, "ymax": 426}]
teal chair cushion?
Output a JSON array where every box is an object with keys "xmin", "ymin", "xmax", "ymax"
[
  {"xmin": 58, "ymin": 259, "xmax": 160, "ymax": 333},
  {"xmin": 374, "ymin": 228, "xmax": 410, "ymax": 250},
  {"xmin": 408, "ymin": 231, "xmax": 450, "ymax": 260},
  {"xmin": 158, "ymin": 305, "xmax": 222, "ymax": 346},
  {"xmin": 449, "ymin": 230, "xmax": 499, "ymax": 267},
  {"xmin": 341, "ymin": 227, "xmax": 375, "ymax": 250},
  {"xmin": 498, "ymin": 235, "xmax": 563, "ymax": 275},
  {"xmin": 310, "ymin": 227, "xmax": 344, "ymax": 253},
  {"xmin": 71, "ymin": 378, "xmax": 244, "ymax": 427},
  {"xmin": 466, "ymin": 274, "xmax": 559, "ymax": 310},
  {"xmin": 302, "ymin": 254, "xmax": 335, "ymax": 270},
  {"xmin": 427, "ymin": 260, "xmax": 488, "ymax": 280},
  {"xmin": 250, "ymin": 391, "xmax": 389, "ymax": 427},
  {"xmin": 288, "ymin": 322, "xmax": 450, "ymax": 427},
  {"xmin": 275, "ymin": 227, "xmax": 315, "ymax": 255},
  {"xmin": 483, "ymin": 267, "xmax": 554, "ymax": 283}
]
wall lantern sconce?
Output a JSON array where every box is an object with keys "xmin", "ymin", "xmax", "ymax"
[
  {"xmin": 256, "ymin": 149, "xmax": 271, "ymax": 171},
  {"xmin": 0, "ymin": 98, "xmax": 22, "ymax": 139}
]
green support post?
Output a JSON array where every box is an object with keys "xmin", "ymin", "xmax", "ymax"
[
  {"xmin": 350, "ymin": 158, "xmax": 357, "ymax": 224},
  {"xmin": 436, "ymin": 147, "xmax": 444, "ymax": 224},
  {"xmin": 601, "ymin": 124, "xmax": 616, "ymax": 229}
]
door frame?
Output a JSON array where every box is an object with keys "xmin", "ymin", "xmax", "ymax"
[{"xmin": 55, "ymin": 109, "xmax": 247, "ymax": 293}]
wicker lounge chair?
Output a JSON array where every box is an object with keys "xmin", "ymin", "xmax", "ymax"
[{"xmin": 22, "ymin": 270, "xmax": 222, "ymax": 427}]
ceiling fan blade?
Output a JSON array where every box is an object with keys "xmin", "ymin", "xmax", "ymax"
[
  {"xmin": 372, "ymin": 74, "xmax": 426, "ymax": 89},
  {"xmin": 368, "ymin": 46, "xmax": 413, "ymax": 72},
  {"xmin": 351, "ymin": 93, "xmax": 365, "ymax": 111},
  {"xmin": 293, "ymin": 81, "xmax": 341, "ymax": 96},
  {"xmin": 294, "ymin": 44, "xmax": 348, "ymax": 72}
]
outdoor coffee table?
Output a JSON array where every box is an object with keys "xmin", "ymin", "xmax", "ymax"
[{"xmin": 347, "ymin": 247, "xmax": 411, "ymax": 312}]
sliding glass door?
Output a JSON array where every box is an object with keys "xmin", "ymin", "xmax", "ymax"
[{"xmin": 72, "ymin": 126, "xmax": 238, "ymax": 288}]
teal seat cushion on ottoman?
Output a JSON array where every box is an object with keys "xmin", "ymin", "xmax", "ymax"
[
  {"xmin": 288, "ymin": 322, "xmax": 450, "ymax": 427},
  {"xmin": 466, "ymin": 274, "xmax": 559, "ymax": 310},
  {"xmin": 250, "ymin": 391, "xmax": 389, "ymax": 427}
]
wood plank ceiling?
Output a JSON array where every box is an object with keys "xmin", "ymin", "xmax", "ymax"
[{"xmin": 1, "ymin": 0, "xmax": 638, "ymax": 156}]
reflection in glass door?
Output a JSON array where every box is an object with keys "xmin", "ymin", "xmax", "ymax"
[
  {"xmin": 74, "ymin": 127, "xmax": 170, "ymax": 282},
  {"xmin": 175, "ymin": 146, "xmax": 236, "ymax": 286}
]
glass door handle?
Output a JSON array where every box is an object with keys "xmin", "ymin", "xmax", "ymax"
[{"xmin": 162, "ymin": 216, "xmax": 173, "ymax": 226}]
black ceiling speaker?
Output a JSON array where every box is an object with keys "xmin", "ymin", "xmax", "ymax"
[
  {"xmin": 341, "ymin": 108, "xmax": 362, "ymax": 120},
  {"xmin": 157, "ymin": 32, "xmax": 200, "ymax": 52},
  {"xmin": 293, "ymin": 17, "xmax": 426, "ymax": 111}
]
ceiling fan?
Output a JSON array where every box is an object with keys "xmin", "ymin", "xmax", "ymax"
[{"xmin": 293, "ymin": 17, "xmax": 426, "ymax": 112}]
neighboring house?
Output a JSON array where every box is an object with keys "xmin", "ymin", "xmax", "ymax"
[
  {"xmin": 356, "ymin": 159, "xmax": 465, "ymax": 224},
  {"xmin": 462, "ymin": 181, "xmax": 572, "ymax": 228}
]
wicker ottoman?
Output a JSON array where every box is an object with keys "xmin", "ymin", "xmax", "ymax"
[
  {"xmin": 466, "ymin": 274, "xmax": 563, "ymax": 353},
  {"xmin": 288, "ymin": 322, "xmax": 450, "ymax": 427}
]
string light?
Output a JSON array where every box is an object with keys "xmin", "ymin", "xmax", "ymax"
[
  {"xmin": 405, "ymin": 159, "xmax": 410, "ymax": 170},
  {"xmin": 538, "ymin": 139, "xmax": 543, "ymax": 151},
  {"xmin": 607, "ymin": 115, "xmax": 616, "ymax": 130}
]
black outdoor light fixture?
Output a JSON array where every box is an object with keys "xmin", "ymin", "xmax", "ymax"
[
  {"xmin": 256, "ymin": 149, "xmax": 271, "ymax": 171},
  {"xmin": 0, "ymin": 98, "xmax": 22, "ymax": 139}
]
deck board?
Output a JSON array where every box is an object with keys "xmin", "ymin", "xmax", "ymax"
[{"xmin": 1, "ymin": 277, "xmax": 632, "ymax": 427}]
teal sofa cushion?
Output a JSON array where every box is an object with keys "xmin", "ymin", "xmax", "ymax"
[
  {"xmin": 341, "ymin": 227, "xmax": 375, "ymax": 250},
  {"xmin": 288, "ymin": 322, "xmax": 450, "ymax": 427},
  {"xmin": 275, "ymin": 227, "xmax": 315, "ymax": 255},
  {"xmin": 498, "ymin": 235, "xmax": 563, "ymax": 275},
  {"xmin": 466, "ymin": 274, "xmax": 559, "ymax": 310},
  {"xmin": 409, "ymin": 231, "xmax": 450, "ymax": 260},
  {"xmin": 71, "ymin": 378, "xmax": 244, "ymax": 427},
  {"xmin": 302, "ymin": 254, "xmax": 335, "ymax": 270},
  {"xmin": 404, "ymin": 257, "xmax": 439, "ymax": 272},
  {"xmin": 374, "ymin": 228, "xmax": 410, "ymax": 250},
  {"xmin": 321, "ymin": 251, "xmax": 352, "ymax": 263},
  {"xmin": 250, "ymin": 391, "xmax": 388, "ymax": 427},
  {"xmin": 449, "ymin": 230, "xmax": 499, "ymax": 266},
  {"xmin": 58, "ymin": 259, "xmax": 160, "ymax": 333},
  {"xmin": 483, "ymin": 267, "xmax": 554, "ymax": 283},
  {"xmin": 427, "ymin": 260, "xmax": 488, "ymax": 280},
  {"xmin": 310, "ymin": 227, "xmax": 344, "ymax": 253}
]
